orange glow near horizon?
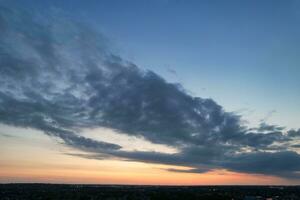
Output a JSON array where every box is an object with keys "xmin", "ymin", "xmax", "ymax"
[
  {"xmin": 0, "ymin": 149, "xmax": 293, "ymax": 185},
  {"xmin": 0, "ymin": 124, "xmax": 298, "ymax": 185},
  {"xmin": 0, "ymin": 164, "xmax": 292, "ymax": 185}
]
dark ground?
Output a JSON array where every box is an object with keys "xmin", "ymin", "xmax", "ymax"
[{"xmin": 1, "ymin": 184, "xmax": 300, "ymax": 200}]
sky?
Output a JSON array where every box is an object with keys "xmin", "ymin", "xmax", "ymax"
[{"xmin": 0, "ymin": 0, "xmax": 300, "ymax": 185}]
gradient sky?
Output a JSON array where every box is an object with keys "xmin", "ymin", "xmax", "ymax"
[
  {"xmin": 23, "ymin": 0, "xmax": 300, "ymax": 128},
  {"xmin": 0, "ymin": 0, "xmax": 300, "ymax": 185}
]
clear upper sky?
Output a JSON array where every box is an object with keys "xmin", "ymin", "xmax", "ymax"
[
  {"xmin": 20, "ymin": 0, "xmax": 300, "ymax": 128},
  {"xmin": 1, "ymin": 0, "xmax": 300, "ymax": 185}
]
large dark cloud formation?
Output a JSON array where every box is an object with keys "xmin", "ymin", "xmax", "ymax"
[{"xmin": 1, "ymin": 4, "xmax": 300, "ymax": 179}]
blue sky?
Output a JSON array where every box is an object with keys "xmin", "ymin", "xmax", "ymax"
[
  {"xmin": 1, "ymin": 0, "xmax": 300, "ymax": 184},
  {"xmin": 18, "ymin": 0, "xmax": 300, "ymax": 128}
]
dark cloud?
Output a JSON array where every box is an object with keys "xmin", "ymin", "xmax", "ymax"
[
  {"xmin": 288, "ymin": 129, "xmax": 300, "ymax": 137},
  {"xmin": 222, "ymin": 151, "xmax": 300, "ymax": 179},
  {"xmin": 252, "ymin": 122, "xmax": 285, "ymax": 132},
  {"xmin": 0, "ymin": 3, "xmax": 300, "ymax": 179},
  {"xmin": 166, "ymin": 167, "xmax": 212, "ymax": 174},
  {"xmin": 291, "ymin": 144, "xmax": 300, "ymax": 148}
]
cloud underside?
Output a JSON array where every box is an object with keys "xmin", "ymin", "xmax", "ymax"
[{"xmin": 1, "ymin": 4, "xmax": 300, "ymax": 179}]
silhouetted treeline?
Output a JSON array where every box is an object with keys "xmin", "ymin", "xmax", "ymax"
[{"xmin": 1, "ymin": 184, "xmax": 300, "ymax": 200}]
